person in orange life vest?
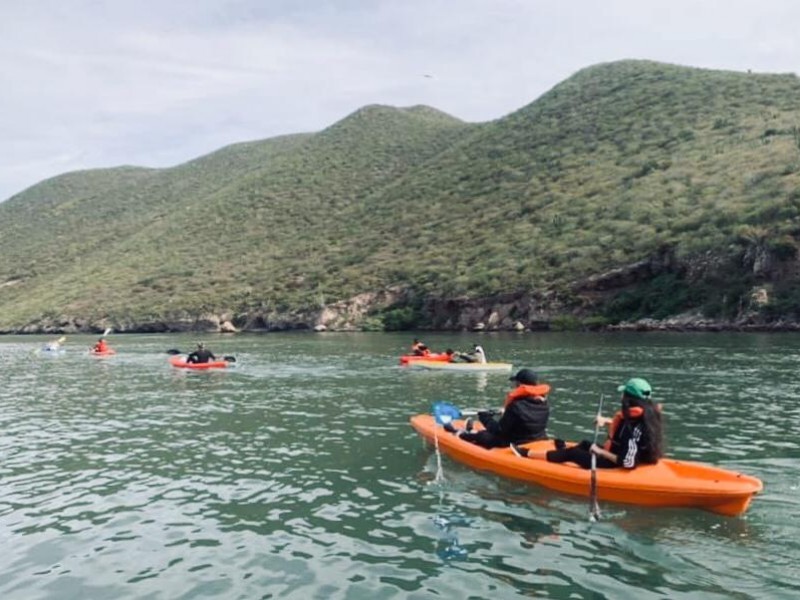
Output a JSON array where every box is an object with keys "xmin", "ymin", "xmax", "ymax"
[
  {"xmin": 411, "ymin": 339, "xmax": 429, "ymax": 356},
  {"xmin": 443, "ymin": 368, "xmax": 550, "ymax": 449},
  {"xmin": 186, "ymin": 342, "xmax": 216, "ymax": 364},
  {"xmin": 511, "ymin": 378, "xmax": 664, "ymax": 469},
  {"xmin": 93, "ymin": 338, "xmax": 109, "ymax": 353}
]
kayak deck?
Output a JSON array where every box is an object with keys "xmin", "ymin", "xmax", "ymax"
[
  {"xmin": 407, "ymin": 361, "xmax": 513, "ymax": 373},
  {"xmin": 410, "ymin": 414, "xmax": 762, "ymax": 517}
]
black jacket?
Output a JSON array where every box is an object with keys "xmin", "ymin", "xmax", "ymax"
[
  {"xmin": 609, "ymin": 420, "xmax": 657, "ymax": 468},
  {"xmin": 482, "ymin": 397, "xmax": 549, "ymax": 444},
  {"xmin": 186, "ymin": 348, "xmax": 215, "ymax": 364}
]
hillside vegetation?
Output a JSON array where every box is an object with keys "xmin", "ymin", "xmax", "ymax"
[{"xmin": 1, "ymin": 60, "xmax": 800, "ymax": 331}]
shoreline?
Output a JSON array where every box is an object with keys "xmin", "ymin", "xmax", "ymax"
[{"xmin": 3, "ymin": 316, "xmax": 799, "ymax": 335}]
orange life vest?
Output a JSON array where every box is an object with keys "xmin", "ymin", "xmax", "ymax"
[
  {"xmin": 604, "ymin": 407, "xmax": 644, "ymax": 450},
  {"xmin": 504, "ymin": 383, "xmax": 551, "ymax": 408},
  {"xmin": 94, "ymin": 340, "xmax": 108, "ymax": 352}
]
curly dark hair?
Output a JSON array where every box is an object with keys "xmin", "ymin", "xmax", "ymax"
[{"xmin": 623, "ymin": 393, "xmax": 664, "ymax": 460}]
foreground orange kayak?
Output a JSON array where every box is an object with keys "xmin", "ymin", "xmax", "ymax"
[
  {"xmin": 168, "ymin": 356, "xmax": 228, "ymax": 370},
  {"xmin": 409, "ymin": 414, "xmax": 763, "ymax": 517}
]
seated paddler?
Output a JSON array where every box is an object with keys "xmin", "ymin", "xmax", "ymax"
[{"xmin": 444, "ymin": 368, "xmax": 551, "ymax": 449}]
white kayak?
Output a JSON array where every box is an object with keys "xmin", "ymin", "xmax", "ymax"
[{"xmin": 406, "ymin": 360, "xmax": 513, "ymax": 373}]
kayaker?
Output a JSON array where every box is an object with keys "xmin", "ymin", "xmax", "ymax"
[
  {"xmin": 511, "ymin": 377, "xmax": 663, "ymax": 469},
  {"xmin": 186, "ymin": 342, "xmax": 216, "ymax": 364},
  {"xmin": 454, "ymin": 344, "xmax": 487, "ymax": 364},
  {"xmin": 411, "ymin": 339, "xmax": 429, "ymax": 356},
  {"xmin": 93, "ymin": 338, "xmax": 109, "ymax": 353},
  {"xmin": 443, "ymin": 368, "xmax": 550, "ymax": 448},
  {"xmin": 43, "ymin": 337, "xmax": 63, "ymax": 352}
]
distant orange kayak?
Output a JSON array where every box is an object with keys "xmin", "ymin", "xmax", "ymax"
[
  {"xmin": 410, "ymin": 414, "xmax": 763, "ymax": 517},
  {"xmin": 89, "ymin": 348, "xmax": 116, "ymax": 358},
  {"xmin": 399, "ymin": 353, "xmax": 451, "ymax": 365},
  {"xmin": 169, "ymin": 356, "xmax": 228, "ymax": 370}
]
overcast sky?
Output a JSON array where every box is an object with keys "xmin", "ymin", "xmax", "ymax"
[{"xmin": 2, "ymin": 0, "xmax": 799, "ymax": 202}]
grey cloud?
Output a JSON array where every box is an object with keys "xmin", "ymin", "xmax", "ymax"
[{"xmin": 2, "ymin": 0, "xmax": 799, "ymax": 201}]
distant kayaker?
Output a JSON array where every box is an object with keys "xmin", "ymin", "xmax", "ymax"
[
  {"xmin": 411, "ymin": 339, "xmax": 429, "ymax": 356},
  {"xmin": 93, "ymin": 338, "xmax": 109, "ymax": 353},
  {"xmin": 43, "ymin": 337, "xmax": 64, "ymax": 352},
  {"xmin": 186, "ymin": 342, "xmax": 216, "ymax": 364},
  {"xmin": 453, "ymin": 344, "xmax": 487, "ymax": 364},
  {"xmin": 512, "ymin": 377, "xmax": 664, "ymax": 469},
  {"xmin": 443, "ymin": 368, "xmax": 550, "ymax": 448}
]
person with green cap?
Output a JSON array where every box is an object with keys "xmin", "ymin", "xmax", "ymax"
[{"xmin": 511, "ymin": 377, "xmax": 663, "ymax": 469}]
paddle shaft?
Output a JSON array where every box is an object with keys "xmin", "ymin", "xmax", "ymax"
[
  {"xmin": 460, "ymin": 407, "xmax": 503, "ymax": 417},
  {"xmin": 589, "ymin": 394, "xmax": 604, "ymax": 521}
]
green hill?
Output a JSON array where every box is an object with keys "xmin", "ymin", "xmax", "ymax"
[{"xmin": 2, "ymin": 60, "xmax": 799, "ymax": 332}]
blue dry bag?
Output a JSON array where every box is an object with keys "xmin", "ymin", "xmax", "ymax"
[{"xmin": 432, "ymin": 401, "xmax": 462, "ymax": 425}]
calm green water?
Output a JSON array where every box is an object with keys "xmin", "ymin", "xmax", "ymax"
[{"xmin": 1, "ymin": 332, "xmax": 798, "ymax": 599}]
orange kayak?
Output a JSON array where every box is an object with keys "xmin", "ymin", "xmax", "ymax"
[
  {"xmin": 169, "ymin": 356, "xmax": 228, "ymax": 370},
  {"xmin": 409, "ymin": 414, "xmax": 762, "ymax": 517},
  {"xmin": 89, "ymin": 348, "xmax": 116, "ymax": 358},
  {"xmin": 89, "ymin": 348, "xmax": 117, "ymax": 358},
  {"xmin": 399, "ymin": 353, "xmax": 451, "ymax": 365}
]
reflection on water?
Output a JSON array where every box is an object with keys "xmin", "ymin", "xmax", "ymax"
[{"xmin": 0, "ymin": 332, "xmax": 799, "ymax": 598}]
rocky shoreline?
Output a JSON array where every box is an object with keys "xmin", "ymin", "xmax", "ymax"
[
  {"xmin": 4, "ymin": 302, "xmax": 798, "ymax": 335},
  {"xmin": 4, "ymin": 246, "xmax": 799, "ymax": 334}
]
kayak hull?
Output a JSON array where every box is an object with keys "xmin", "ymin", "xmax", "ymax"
[
  {"xmin": 407, "ymin": 361, "xmax": 513, "ymax": 373},
  {"xmin": 409, "ymin": 414, "xmax": 762, "ymax": 517},
  {"xmin": 399, "ymin": 353, "xmax": 451, "ymax": 365},
  {"xmin": 169, "ymin": 356, "xmax": 228, "ymax": 369},
  {"xmin": 89, "ymin": 349, "xmax": 116, "ymax": 358}
]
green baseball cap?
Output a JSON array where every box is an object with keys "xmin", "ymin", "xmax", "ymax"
[{"xmin": 617, "ymin": 378, "xmax": 652, "ymax": 399}]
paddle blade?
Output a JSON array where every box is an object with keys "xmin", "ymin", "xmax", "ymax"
[
  {"xmin": 103, "ymin": 327, "xmax": 112, "ymax": 336},
  {"xmin": 223, "ymin": 355, "xmax": 237, "ymax": 362},
  {"xmin": 166, "ymin": 349, "xmax": 183, "ymax": 355},
  {"xmin": 432, "ymin": 401, "xmax": 462, "ymax": 425},
  {"xmin": 589, "ymin": 454, "xmax": 601, "ymax": 521}
]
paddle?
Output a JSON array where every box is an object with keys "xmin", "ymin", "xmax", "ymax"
[
  {"xmin": 589, "ymin": 394, "xmax": 605, "ymax": 522},
  {"xmin": 165, "ymin": 348, "xmax": 236, "ymax": 362}
]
